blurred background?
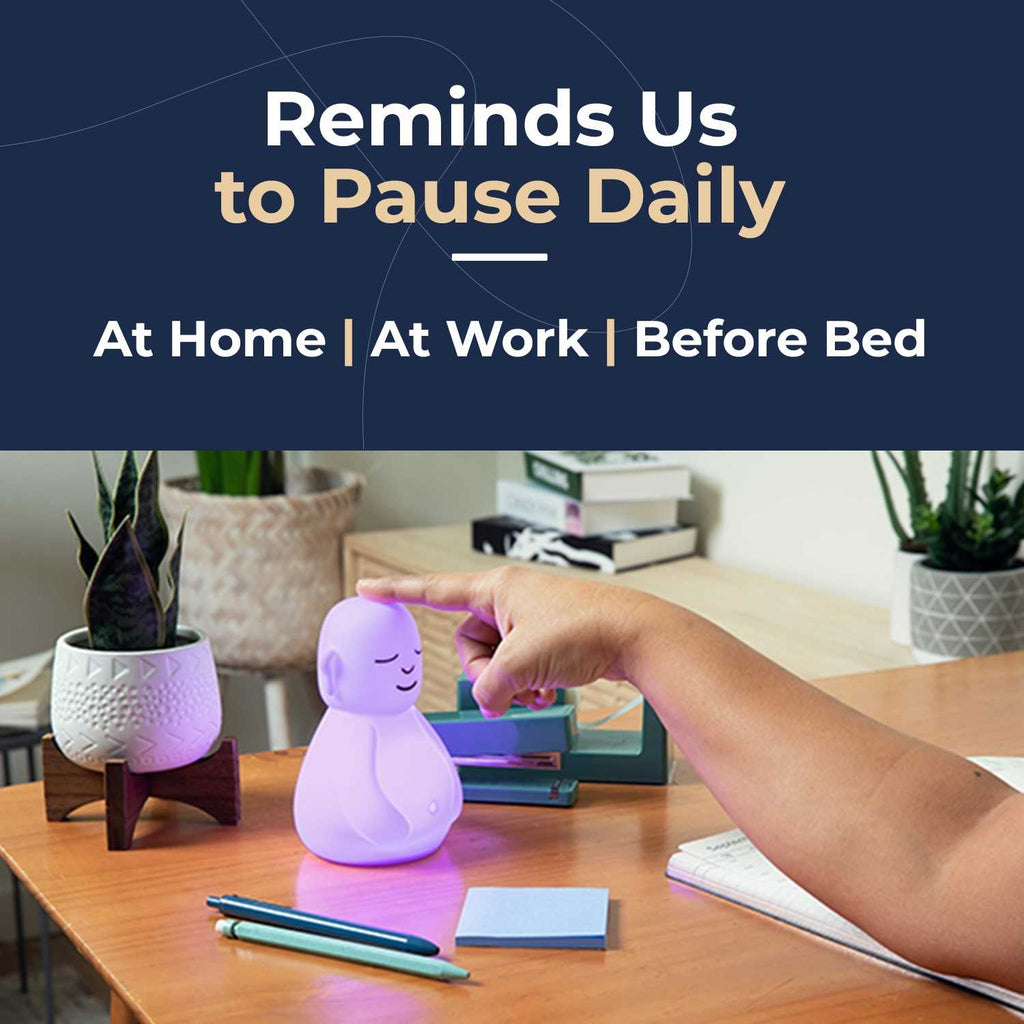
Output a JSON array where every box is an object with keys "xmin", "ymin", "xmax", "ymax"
[
  {"xmin": 8, "ymin": 451, "xmax": 1024, "ymax": 641},
  {"xmin": 5, "ymin": 450, "xmax": 1024, "ymax": 753}
]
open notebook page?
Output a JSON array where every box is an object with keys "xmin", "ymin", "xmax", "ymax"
[{"xmin": 667, "ymin": 757, "xmax": 1024, "ymax": 1012}]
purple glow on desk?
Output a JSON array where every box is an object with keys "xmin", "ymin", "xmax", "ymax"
[{"xmin": 293, "ymin": 847, "xmax": 466, "ymax": 952}]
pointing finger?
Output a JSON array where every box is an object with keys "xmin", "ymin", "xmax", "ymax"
[
  {"xmin": 357, "ymin": 572, "xmax": 496, "ymax": 624},
  {"xmin": 454, "ymin": 613, "xmax": 500, "ymax": 682},
  {"xmin": 471, "ymin": 637, "xmax": 537, "ymax": 717}
]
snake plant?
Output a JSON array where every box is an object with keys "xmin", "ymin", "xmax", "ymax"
[{"xmin": 67, "ymin": 451, "xmax": 185, "ymax": 650}]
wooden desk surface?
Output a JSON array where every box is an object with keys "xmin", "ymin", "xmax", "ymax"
[{"xmin": 3, "ymin": 654, "xmax": 1023, "ymax": 1023}]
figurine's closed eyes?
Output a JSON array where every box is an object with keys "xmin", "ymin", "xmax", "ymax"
[
  {"xmin": 374, "ymin": 649, "xmax": 421, "ymax": 665},
  {"xmin": 373, "ymin": 649, "xmax": 422, "ymax": 691}
]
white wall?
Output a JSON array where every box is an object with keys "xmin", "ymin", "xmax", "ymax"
[
  {"xmin": 302, "ymin": 451, "xmax": 498, "ymax": 531},
  {"xmin": 0, "ymin": 451, "xmax": 497, "ymax": 663},
  {"xmin": 6, "ymin": 449, "xmax": 1023, "ymax": 664},
  {"xmin": 500, "ymin": 450, "xmax": 1024, "ymax": 606},
  {"xmin": 702, "ymin": 451, "xmax": 1024, "ymax": 605},
  {"xmin": 680, "ymin": 451, "xmax": 957, "ymax": 607}
]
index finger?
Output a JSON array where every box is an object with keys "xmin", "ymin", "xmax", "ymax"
[{"xmin": 356, "ymin": 572, "xmax": 496, "ymax": 623}]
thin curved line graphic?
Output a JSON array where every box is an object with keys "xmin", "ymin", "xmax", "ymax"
[
  {"xmin": 232, "ymin": 2, "xmax": 482, "ymax": 448},
  {"xmin": 0, "ymin": 33, "xmax": 468, "ymax": 151},
  {"xmin": 374, "ymin": 1, "xmax": 696, "ymax": 340},
  {"xmin": 546, "ymin": 0, "xmax": 694, "ymax": 327},
  {"xmin": 355, "ymin": 1, "xmax": 697, "ymax": 442},
  {"xmin": 5, "ymin": 6, "xmax": 696, "ymax": 446},
  {"xmin": 4, "ymin": 11, "xmax": 694, "ymax": 340}
]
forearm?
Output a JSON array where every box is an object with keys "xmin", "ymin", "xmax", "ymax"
[
  {"xmin": 357, "ymin": 568, "xmax": 1023, "ymax": 987},
  {"xmin": 624, "ymin": 599, "xmax": 1019, "ymax": 980}
]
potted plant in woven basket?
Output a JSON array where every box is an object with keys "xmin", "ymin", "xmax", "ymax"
[
  {"xmin": 870, "ymin": 451, "xmax": 931, "ymax": 644},
  {"xmin": 159, "ymin": 452, "xmax": 363, "ymax": 673},
  {"xmin": 909, "ymin": 451, "xmax": 1024, "ymax": 663},
  {"xmin": 53, "ymin": 451, "xmax": 221, "ymax": 772}
]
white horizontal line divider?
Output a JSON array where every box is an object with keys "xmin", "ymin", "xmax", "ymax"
[{"xmin": 450, "ymin": 252, "xmax": 549, "ymax": 262}]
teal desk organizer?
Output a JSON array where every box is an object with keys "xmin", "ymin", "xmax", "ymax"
[
  {"xmin": 424, "ymin": 676, "xmax": 670, "ymax": 806},
  {"xmin": 426, "ymin": 704, "xmax": 577, "ymax": 757},
  {"xmin": 562, "ymin": 696, "xmax": 670, "ymax": 785}
]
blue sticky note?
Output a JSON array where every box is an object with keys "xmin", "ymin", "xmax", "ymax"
[{"xmin": 455, "ymin": 887, "xmax": 609, "ymax": 949}]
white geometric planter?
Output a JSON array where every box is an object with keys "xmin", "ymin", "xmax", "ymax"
[
  {"xmin": 51, "ymin": 627, "xmax": 221, "ymax": 773},
  {"xmin": 909, "ymin": 562, "xmax": 1024, "ymax": 663}
]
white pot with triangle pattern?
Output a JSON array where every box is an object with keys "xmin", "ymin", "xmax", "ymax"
[
  {"xmin": 50, "ymin": 626, "xmax": 221, "ymax": 773},
  {"xmin": 909, "ymin": 562, "xmax": 1024, "ymax": 664}
]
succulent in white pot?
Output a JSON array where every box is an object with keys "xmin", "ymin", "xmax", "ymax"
[
  {"xmin": 53, "ymin": 451, "xmax": 221, "ymax": 772},
  {"xmin": 910, "ymin": 453, "xmax": 1024, "ymax": 663}
]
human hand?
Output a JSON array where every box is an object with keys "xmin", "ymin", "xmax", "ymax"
[{"xmin": 356, "ymin": 567, "xmax": 658, "ymax": 716}]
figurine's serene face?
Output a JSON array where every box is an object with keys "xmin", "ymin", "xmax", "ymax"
[{"xmin": 317, "ymin": 597, "xmax": 423, "ymax": 715}]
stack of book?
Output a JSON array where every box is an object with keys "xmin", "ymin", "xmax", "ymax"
[{"xmin": 472, "ymin": 451, "xmax": 697, "ymax": 573}]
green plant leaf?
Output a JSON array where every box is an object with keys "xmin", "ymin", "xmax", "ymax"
[
  {"xmin": 132, "ymin": 450, "xmax": 169, "ymax": 581},
  {"xmin": 903, "ymin": 451, "xmax": 929, "ymax": 537},
  {"xmin": 245, "ymin": 451, "xmax": 263, "ymax": 495},
  {"xmin": 163, "ymin": 512, "xmax": 186, "ymax": 643},
  {"xmin": 84, "ymin": 517, "xmax": 164, "ymax": 651},
  {"xmin": 194, "ymin": 450, "xmax": 284, "ymax": 495},
  {"xmin": 196, "ymin": 450, "xmax": 222, "ymax": 493},
  {"xmin": 882, "ymin": 450, "xmax": 908, "ymax": 486},
  {"xmin": 970, "ymin": 451, "xmax": 986, "ymax": 503},
  {"xmin": 924, "ymin": 458, "xmax": 1024, "ymax": 571},
  {"xmin": 870, "ymin": 451, "xmax": 910, "ymax": 545},
  {"xmin": 220, "ymin": 451, "xmax": 253, "ymax": 495},
  {"xmin": 66, "ymin": 510, "xmax": 99, "ymax": 580},
  {"xmin": 945, "ymin": 451, "xmax": 969, "ymax": 525},
  {"xmin": 261, "ymin": 451, "xmax": 285, "ymax": 495},
  {"xmin": 112, "ymin": 451, "xmax": 139, "ymax": 532},
  {"xmin": 92, "ymin": 451, "xmax": 113, "ymax": 540}
]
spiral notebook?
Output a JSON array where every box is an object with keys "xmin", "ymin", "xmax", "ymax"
[{"xmin": 666, "ymin": 757, "xmax": 1024, "ymax": 1012}]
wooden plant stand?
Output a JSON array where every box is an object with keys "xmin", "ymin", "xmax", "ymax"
[{"xmin": 42, "ymin": 735, "xmax": 241, "ymax": 850}]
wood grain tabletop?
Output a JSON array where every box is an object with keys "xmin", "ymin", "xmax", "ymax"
[{"xmin": 2, "ymin": 653, "xmax": 1023, "ymax": 1023}]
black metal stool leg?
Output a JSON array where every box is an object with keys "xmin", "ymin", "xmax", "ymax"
[
  {"xmin": 20, "ymin": 743, "xmax": 38, "ymax": 995},
  {"xmin": 39, "ymin": 901, "xmax": 54, "ymax": 1024},
  {"xmin": 2, "ymin": 747, "xmax": 30, "ymax": 995},
  {"xmin": 11, "ymin": 871, "xmax": 28, "ymax": 993},
  {"xmin": 25, "ymin": 743, "xmax": 55, "ymax": 1024}
]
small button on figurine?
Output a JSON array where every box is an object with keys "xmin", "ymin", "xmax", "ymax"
[{"xmin": 293, "ymin": 597, "xmax": 463, "ymax": 865}]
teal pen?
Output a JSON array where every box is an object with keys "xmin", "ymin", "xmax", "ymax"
[
  {"xmin": 206, "ymin": 894, "xmax": 440, "ymax": 956},
  {"xmin": 215, "ymin": 918, "xmax": 470, "ymax": 982}
]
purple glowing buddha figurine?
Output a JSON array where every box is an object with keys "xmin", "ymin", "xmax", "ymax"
[{"xmin": 293, "ymin": 597, "xmax": 463, "ymax": 865}]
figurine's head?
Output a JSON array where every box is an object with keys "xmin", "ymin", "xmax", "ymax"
[{"xmin": 317, "ymin": 597, "xmax": 423, "ymax": 715}]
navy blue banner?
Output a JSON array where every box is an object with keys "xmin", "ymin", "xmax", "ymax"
[{"xmin": 3, "ymin": 2, "xmax": 1018, "ymax": 447}]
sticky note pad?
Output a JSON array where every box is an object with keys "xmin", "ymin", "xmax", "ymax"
[{"xmin": 455, "ymin": 887, "xmax": 609, "ymax": 949}]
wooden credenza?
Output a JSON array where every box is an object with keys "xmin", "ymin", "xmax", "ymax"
[{"xmin": 343, "ymin": 524, "xmax": 913, "ymax": 712}]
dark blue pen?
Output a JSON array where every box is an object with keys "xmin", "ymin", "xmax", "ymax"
[{"xmin": 206, "ymin": 895, "xmax": 440, "ymax": 957}]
